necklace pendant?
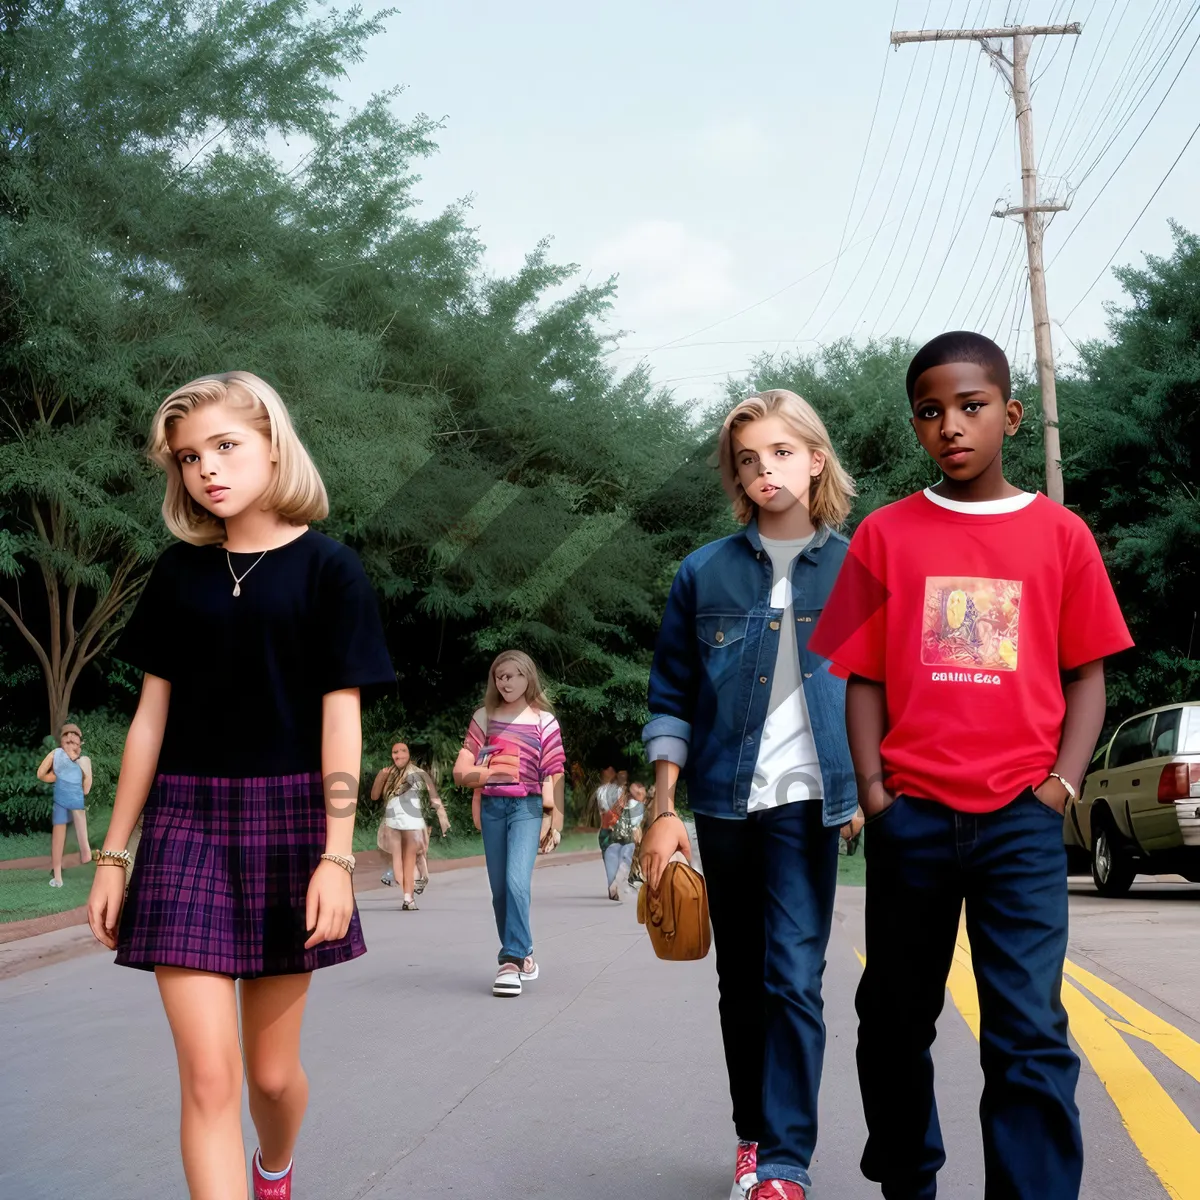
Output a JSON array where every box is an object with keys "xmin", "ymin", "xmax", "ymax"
[{"xmin": 232, "ymin": 583, "xmax": 241, "ymax": 597}]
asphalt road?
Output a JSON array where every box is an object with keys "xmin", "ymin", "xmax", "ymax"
[{"xmin": 1, "ymin": 860, "xmax": 1198, "ymax": 1199}]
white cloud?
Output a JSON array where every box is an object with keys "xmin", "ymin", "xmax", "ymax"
[
  {"xmin": 591, "ymin": 219, "xmax": 739, "ymax": 323},
  {"xmin": 691, "ymin": 117, "xmax": 773, "ymax": 170}
]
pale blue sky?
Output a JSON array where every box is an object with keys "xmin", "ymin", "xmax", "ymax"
[{"xmin": 329, "ymin": 0, "xmax": 1200, "ymax": 400}]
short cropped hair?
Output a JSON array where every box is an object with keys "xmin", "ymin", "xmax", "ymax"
[
  {"xmin": 718, "ymin": 389, "xmax": 856, "ymax": 528},
  {"xmin": 147, "ymin": 371, "xmax": 329, "ymax": 546},
  {"xmin": 905, "ymin": 331, "xmax": 1012, "ymax": 402}
]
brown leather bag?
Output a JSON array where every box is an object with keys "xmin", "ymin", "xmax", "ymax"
[{"xmin": 637, "ymin": 852, "xmax": 711, "ymax": 961}]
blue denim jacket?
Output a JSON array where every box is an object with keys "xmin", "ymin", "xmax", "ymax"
[{"xmin": 642, "ymin": 519, "xmax": 857, "ymax": 827}]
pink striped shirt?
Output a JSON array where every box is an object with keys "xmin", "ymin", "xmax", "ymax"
[{"xmin": 464, "ymin": 710, "xmax": 566, "ymax": 797}]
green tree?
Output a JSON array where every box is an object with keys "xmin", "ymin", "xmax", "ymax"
[
  {"xmin": 1060, "ymin": 222, "xmax": 1200, "ymax": 710},
  {"xmin": 0, "ymin": 0, "xmax": 393, "ymax": 733},
  {"xmin": 0, "ymin": 0, "xmax": 730, "ymax": 776}
]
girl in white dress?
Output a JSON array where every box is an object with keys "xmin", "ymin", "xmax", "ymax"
[{"xmin": 370, "ymin": 743, "xmax": 448, "ymax": 909}]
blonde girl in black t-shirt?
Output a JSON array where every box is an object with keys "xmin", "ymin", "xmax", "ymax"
[{"xmin": 86, "ymin": 371, "xmax": 394, "ymax": 1200}]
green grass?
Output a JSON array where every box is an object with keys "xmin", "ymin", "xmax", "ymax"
[
  {"xmin": 0, "ymin": 808, "xmax": 112, "ymax": 862},
  {"xmin": 0, "ymin": 862, "xmax": 96, "ymax": 923},
  {"xmin": 838, "ymin": 845, "xmax": 867, "ymax": 886}
]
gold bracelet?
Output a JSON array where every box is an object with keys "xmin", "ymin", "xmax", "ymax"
[
  {"xmin": 319, "ymin": 852, "xmax": 356, "ymax": 875},
  {"xmin": 95, "ymin": 848, "xmax": 132, "ymax": 868}
]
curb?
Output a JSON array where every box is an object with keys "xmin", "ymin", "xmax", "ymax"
[{"xmin": 0, "ymin": 846, "xmax": 602, "ymax": 979}]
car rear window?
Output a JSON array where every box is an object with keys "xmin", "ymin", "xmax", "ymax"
[
  {"xmin": 1181, "ymin": 707, "xmax": 1200, "ymax": 755},
  {"xmin": 1151, "ymin": 708, "xmax": 1181, "ymax": 757}
]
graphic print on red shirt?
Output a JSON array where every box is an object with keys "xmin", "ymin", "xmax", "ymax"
[
  {"xmin": 809, "ymin": 490, "xmax": 1133, "ymax": 813},
  {"xmin": 921, "ymin": 576, "xmax": 1021, "ymax": 674}
]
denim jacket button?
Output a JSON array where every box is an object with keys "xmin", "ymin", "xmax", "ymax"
[
  {"xmin": 769, "ymin": 620, "xmax": 780, "ymax": 630},
  {"xmin": 715, "ymin": 631, "xmax": 724, "ymax": 643},
  {"xmin": 759, "ymin": 675, "xmax": 768, "ymax": 684},
  {"xmin": 803, "ymin": 672, "xmax": 813, "ymax": 679}
]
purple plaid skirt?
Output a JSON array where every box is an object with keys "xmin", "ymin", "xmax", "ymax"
[{"xmin": 116, "ymin": 772, "xmax": 366, "ymax": 979}]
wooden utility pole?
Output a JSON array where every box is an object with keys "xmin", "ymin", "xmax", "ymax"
[{"xmin": 891, "ymin": 22, "xmax": 1082, "ymax": 504}]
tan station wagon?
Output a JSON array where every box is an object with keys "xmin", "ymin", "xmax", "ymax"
[{"xmin": 1063, "ymin": 701, "xmax": 1200, "ymax": 896}]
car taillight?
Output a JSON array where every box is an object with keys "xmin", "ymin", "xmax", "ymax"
[{"xmin": 1157, "ymin": 763, "xmax": 1200, "ymax": 803}]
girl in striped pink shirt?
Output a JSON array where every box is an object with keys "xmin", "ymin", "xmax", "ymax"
[{"xmin": 453, "ymin": 650, "xmax": 566, "ymax": 997}]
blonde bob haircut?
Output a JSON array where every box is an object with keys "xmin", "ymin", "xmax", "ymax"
[
  {"xmin": 717, "ymin": 389, "xmax": 856, "ymax": 529},
  {"xmin": 147, "ymin": 371, "xmax": 329, "ymax": 545},
  {"xmin": 483, "ymin": 649, "xmax": 554, "ymax": 716}
]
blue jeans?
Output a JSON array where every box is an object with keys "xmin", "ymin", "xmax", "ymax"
[
  {"xmin": 480, "ymin": 794, "xmax": 543, "ymax": 965},
  {"xmin": 694, "ymin": 802, "xmax": 840, "ymax": 1190},
  {"xmin": 856, "ymin": 790, "xmax": 1082, "ymax": 1200},
  {"xmin": 602, "ymin": 840, "xmax": 635, "ymax": 888}
]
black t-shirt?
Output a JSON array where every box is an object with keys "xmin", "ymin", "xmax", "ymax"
[{"xmin": 116, "ymin": 530, "xmax": 395, "ymax": 776}]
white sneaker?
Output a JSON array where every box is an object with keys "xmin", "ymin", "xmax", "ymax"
[
  {"xmin": 493, "ymin": 963, "xmax": 522, "ymax": 997},
  {"xmin": 519, "ymin": 955, "xmax": 539, "ymax": 981}
]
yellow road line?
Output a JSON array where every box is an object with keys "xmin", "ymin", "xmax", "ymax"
[
  {"xmin": 1060, "ymin": 977, "xmax": 1200, "ymax": 1199},
  {"xmin": 941, "ymin": 927, "xmax": 1200, "ymax": 1200},
  {"xmin": 854, "ymin": 929, "xmax": 1200, "ymax": 1196},
  {"xmin": 946, "ymin": 931, "xmax": 980, "ymax": 1040},
  {"xmin": 1063, "ymin": 959, "xmax": 1200, "ymax": 1088}
]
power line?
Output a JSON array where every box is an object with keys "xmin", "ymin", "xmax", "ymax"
[
  {"xmin": 941, "ymin": 195, "xmax": 1007, "ymax": 328},
  {"xmin": 872, "ymin": 3, "xmax": 994, "ymax": 337},
  {"xmin": 965, "ymin": 221, "xmax": 1023, "ymax": 331},
  {"xmin": 868, "ymin": 36, "xmax": 981, "ymax": 336},
  {"xmin": 1004, "ymin": 268, "xmax": 1030, "ymax": 354},
  {"xmin": 1038, "ymin": 0, "xmax": 1093, "ymax": 158},
  {"xmin": 1059, "ymin": 0, "xmax": 1193, "ymax": 182},
  {"xmin": 1063, "ymin": 109, "xmax": 1200, "ymax": 321},
  {"xmin": 905, "ymin": 102, "xmax": 1010, "ymax": 338},
  {"xmin": 1071, "ymin": 0, "xmax": 1200, "ymax": 186},
  {"xmin": 782, "ymin": 0, "xmax": 901, "ymax": 349},
  {"xmin": 1031, "ymin": 0, "xmax": 1073, "ymax": 81},
  {"xmin": 832, "ymin": 0, "xmax": 962, "ymax": 337},
  {"xmin": 974, "ymin": 229, "xmax": 1026, "ymax": 333},
  {"xmin": 803, "ymin": 0, "xmax": 942, "ymax": 342},
  {"xmin": 610, "ymin": 216, "xmax": 899, "ymax": 364},
  {"xmin": 1043, "ymin": 0, "xmax": 1127, "ymax": 175},
  {"xmin": 1046, "ymin": 18, "xmax": 1200, "ymax": 269}
]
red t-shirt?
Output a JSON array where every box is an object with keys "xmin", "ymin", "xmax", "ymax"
[{"xmin": 809, "ymin": 490, "xmax": 1133, "ymax": 813}]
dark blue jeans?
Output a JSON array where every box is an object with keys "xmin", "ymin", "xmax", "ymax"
[
  {"xmin": 694, "ymin": 802, "xmax": 840, "ymax": 1190},
  {"xmin": 856, "ymin": 790, "xmax": 1082, "ymax": 1200}
]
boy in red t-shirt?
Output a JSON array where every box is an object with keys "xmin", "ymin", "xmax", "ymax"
[{"xmin": 809, "ymin": 331, "xmax": 1132, "ymax": 1200}]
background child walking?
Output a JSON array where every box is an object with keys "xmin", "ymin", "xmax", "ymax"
[
  {"xmin": 86, "ymin": 371, "xmax": 394, "ymax": 1200},
  {"xmin": 371, "ymin": 741, "xmax": 449, "ymax": 909},
  {"xmin": 811, "ymin": 332, "xmax": 1133, "ymax": 1200},
  {"xmin": 452, "ymin": 650, "xmax": 565, "ymax": 998},
  {"xmin": 36, "ymin": 722, "xmax": 93, "ymax": 886}
]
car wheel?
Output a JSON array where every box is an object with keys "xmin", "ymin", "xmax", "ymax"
[{"xmin": 1091, "ymin": 816, "xmax": 1135, "ymax": 897}]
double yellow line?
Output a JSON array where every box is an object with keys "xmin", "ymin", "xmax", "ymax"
[{"xmin": 944, "ymin": 927, "xmax": 1200, "ymax": 1199}]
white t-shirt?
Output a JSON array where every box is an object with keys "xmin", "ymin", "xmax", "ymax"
[{"xmin": 746, "ymin": 533, "xmax": 824, "ymax": 812}]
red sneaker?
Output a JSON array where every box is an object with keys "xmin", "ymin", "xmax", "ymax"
[
  {"xmin": 734, "ymin": 1140, "xmax": 758, "ymax": 1195},
  {"xmin": 252, "ymin": 1149, "xmax": 292, "ymax": 1200},
  {"xmin": 748, "ymin": 1181, "xmax": 806, "ymax": 1200}
]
